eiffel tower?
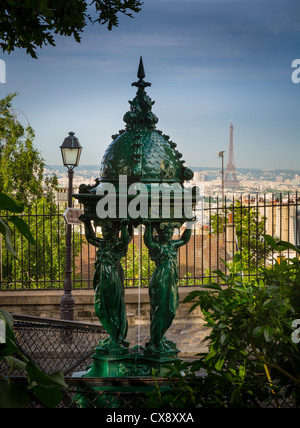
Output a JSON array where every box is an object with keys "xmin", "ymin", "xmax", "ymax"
[{"xmin": 224, "ymin": 120, "xmax": 240, "ymax": 189}]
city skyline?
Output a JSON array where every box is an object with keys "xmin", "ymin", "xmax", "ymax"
[{"xmin": 0, "ymin": 0, "xmax": 299, "ymax": 170}]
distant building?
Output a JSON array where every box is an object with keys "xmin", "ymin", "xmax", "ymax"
[
  {"xmin": 193, "ymin": 171, "xmax": 208, "ymax": 182},
  {"xmin": 55, "ymin": 186, "xmax": 80, "ymax": 207},
  {"xmin": 265, "ymin": 202, "xmax": 300, "ymax": 246}
]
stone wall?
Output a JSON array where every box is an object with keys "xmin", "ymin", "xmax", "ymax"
[{"xmin": 0, "ymin": 287, "xmax": 204, "ymax": 326}]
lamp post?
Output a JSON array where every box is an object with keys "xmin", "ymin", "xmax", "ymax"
[
  {"xmin": 218, "ymin": 151, "xmax": 225, "ymax": 202},
  {"xmin": 60, "ymin": 132, "xmax": 82, "ymax": 320}
]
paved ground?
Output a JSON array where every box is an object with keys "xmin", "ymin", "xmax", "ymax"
[{"xmin": 128, "ymin": 321, "xmax": 209, "ymax": 359}]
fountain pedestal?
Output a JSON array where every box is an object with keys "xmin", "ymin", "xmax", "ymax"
[
  {"xmin": 73, "ymin": 346, "xmax": 179, "ymax": 408},
  {"xmin": 76, "ymin": 344, "xmax": 179, "ymax": 378}
]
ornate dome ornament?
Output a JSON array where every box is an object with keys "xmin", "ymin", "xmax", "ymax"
[
  {"xmin": 75, "ymin": 57, "xmax": 198, "ymax": 225},
  {"xmin": 98, "ymin": 57, "xmax": 194, "ymax": 186}
]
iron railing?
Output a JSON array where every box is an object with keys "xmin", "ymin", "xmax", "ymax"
[
  {"xmin": 0, "ymin": 192, "xmax": 299, "ymax": 290},
  {"xmin": 0, "ymin": 314, "xmax": 107, "ymax": 376},
  {"xmin": 7, "ymin": 376, "xmax": 297, "ymax": 408},
  {"xmin": 1, "ymin": 315, "xmax": 296, "ymax": 408}
]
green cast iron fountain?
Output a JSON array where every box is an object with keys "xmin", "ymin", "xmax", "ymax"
[{"xmin": 73, "ymin": 58, "xmax": 198, "ymax": 404}]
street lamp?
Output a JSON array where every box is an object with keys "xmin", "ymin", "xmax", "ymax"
[
  {"xmin": 60, "ymin": 131, "xmax": 82, "ymax": 169},
  {"xmin": 60, "ymin": 132, "xmax": 82, "ymax": 320},
  {"xmin": 218, "ymin": 151, "xmax": 225, "ymax": 202}
]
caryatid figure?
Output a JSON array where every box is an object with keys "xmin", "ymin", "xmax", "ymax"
[{"xmin": 143, "ymin": 221, "xmax": 192, "ymax": 355}]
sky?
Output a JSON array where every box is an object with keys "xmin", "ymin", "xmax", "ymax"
[{"xmin": 0, "ymin": 0, "xmax": 300, "ymax": 171}]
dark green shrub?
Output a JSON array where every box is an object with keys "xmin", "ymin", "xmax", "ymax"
[{"xmin": 148, "ymin": 235, "xmax": 300, "ymax": 408}]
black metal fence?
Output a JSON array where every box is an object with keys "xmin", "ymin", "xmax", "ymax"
[{"xmin": 0, "ymin": 192, "xmax": 299, "ymax": 290}]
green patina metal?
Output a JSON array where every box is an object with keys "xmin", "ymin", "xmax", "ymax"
[
  {"xmin": 73, "ymin": 58, "xmax": 196, "ymax": 387},
  {"xmin": 100, "ymin": 56, "xmax": 193, "ymax": 184}
]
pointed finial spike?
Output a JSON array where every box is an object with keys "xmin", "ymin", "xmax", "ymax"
[
  {"xmin": 132, "ymin": 57, "xmax": 151, "ymax": 89},
  {"xmin": 137, "ymin": 56, "xmax": 145, "ymax": 80}
]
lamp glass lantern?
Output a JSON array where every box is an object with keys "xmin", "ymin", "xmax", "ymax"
[{"xmin": 60, "ymin": 132, "xmax": 82, "ymax": 169}]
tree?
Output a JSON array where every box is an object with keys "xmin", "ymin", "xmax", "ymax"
[
  {"xmin": 0, "ymin": 93, "xmax": 83, "ymax": 290},
  {"xmin": 1, "ymin": 198, "xmax": 81, "ymax": 289},
  {"xmin": 210, "ymin": 200, "xmax": 270, "ymax": 271},
  {"xmin": 0, "ymin": 0, "xmax": 143, "ymax": 59},
  {"xmin": 0, "ymin": 92, "xmax": 58, "ymax": 206}
]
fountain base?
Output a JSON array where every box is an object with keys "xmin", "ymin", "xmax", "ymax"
[
  {"xmin": 74, "ymin": 343, "xmax": 179, "ymax": 378},
  {"xmin": 72, "ymin": 346, "xmax": 179, "ymax": 408}
]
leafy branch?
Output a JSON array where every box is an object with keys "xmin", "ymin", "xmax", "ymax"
[
  {"xmin": 0, "ymin": 0, "xmax": 143, "ymax": 58},
  {"xmin": 0, "ymin": 193, "xmax": 34, "ymax": 258}
]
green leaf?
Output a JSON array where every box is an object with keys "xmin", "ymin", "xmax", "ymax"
[
  {"xmin": 0, "ymin": 320, "xmax": 20, "ymax": 357},
  {"xmin": 262, "ymin": 234, "xmax": 278, "ymax": 249},
  {"xmin": 0, "ymin": 375, "xmax": 30, "ymax": 408},
  {"xmin": 220, "ymin": 332, "xmax": 228, "ymax": 345},
  {"xmin": 203, "ymin": 283, "xmax": 222, "ymax": 291},
  {"xmin": 0, "ymin": 193, "xmax": 24, "ymax": 213},
  {"xmin": 189, "ymin": 302, "xmax": 200, "ymax": 313},
  {"xmin": 26, "ymin": 361, "xmax": 67, "ymax": 408},
  {"xmin": 238, "ymin": 365, "xmax": 246, "ymax": 380},
  {"xmin": 233, "ymin": 253, "xmax": 242, "ymax": 263},
  {"xmin": 252, "ymin": 326, "xmax": 263, "ymax": 338},
  {"xmin": 183, "ymin": 290, "xmax": 201, "ymax": 303},
  {"xmin": 7, "ymin": 216, "xmax": 35, "ymax": 245},
  {"xmin": 215, "ymin": 356, "xmax": 225, "ymax": 371},
  {"xmin": 0, "ymin": 309, "xmax": 14, "ymax": 329},
  {"xmin": 26, "ymin": 361, "xmax": 67, "ymax": 388},
  {"xmin": 263, "ymin": 298, "xmax": 272, "ymax": 307},
  {"xmin": 0, "ymin": 218, "xmax": 16, "ymax": 256},
  {"xmin": 213, "ymin": 268, "xmax": 228, "ymax": 281},
  {"xmin": 277, "ymin": 240, "xmax": 300, "ymax": 254},
  {"xmin": 32, "ymin": 385, "xmax": 62, "ymax": 408},
  {"xmin": 263, "ymin": 325, "xmax": 274, "ymax": 342},
  {"xmin": 4, "ymin": 356, "xmax": 27, "ymax": 372}
]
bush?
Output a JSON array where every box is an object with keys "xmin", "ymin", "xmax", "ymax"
[{"xmin": 148, "ymin": 235, "xmax": 300, "ymax": 408}]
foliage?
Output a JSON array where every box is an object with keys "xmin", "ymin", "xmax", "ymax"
[
  {"xmin": 0, "ymin": 308, "xmax": 67, "ymax": 408},
  {"xmin": 0, "ymin": 0, "xmax": 143, "ymax": 58},
  {"xmin": 1, "ymin": 199, "xmax": 81, "ymax": 289},
  {"xmin": 121, "ymin": 241, "xmax": 204, "ymax": 287},
  {"xmin": 0, "ymin": 92, "xmax": 58, "ymax": 206},
  {"xmin": 149, "ymin": 235, "xmax": 300, "ymax": 408},
  {"xmin": 121, "ymin": 241, "xmax": 155, "ymax": 287},
  {"xmin": 0, "ymin": 193, "xmax": 34, "ymax": 258},
  {"xmin": 210, "ymin": 200, "xmax": 270, "ymax": 270}
]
